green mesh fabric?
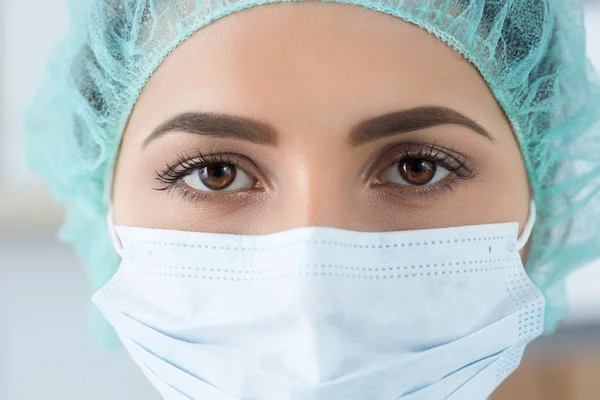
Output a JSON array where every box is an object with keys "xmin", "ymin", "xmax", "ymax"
[{"xmin": 24, "ymin": 0, "xmax": 600, "ymax": 347}]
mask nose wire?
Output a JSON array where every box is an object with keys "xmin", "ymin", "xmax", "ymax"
[
  {"xmin": 106, "ymin": 204, "xmax": 125, "ymax": 258},
  {"xmin": 515, "ymin": 200, "xmax": 537, "ymax": 252}
]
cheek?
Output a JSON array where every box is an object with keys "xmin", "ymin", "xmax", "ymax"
[
  {"xmin": 457, "ymin": 137, "xmax": 531, "ymax": 232},
  {"xmin": 466, "ymin": 155, "xmax": 529, "ymax": 228},
  {"xmin": 519, "ymin": 240, "xmax": 532, "ymax": 266}
]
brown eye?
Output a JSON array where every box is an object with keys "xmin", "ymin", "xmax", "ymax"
[
  {"xmin": 382, "ymin": 158, "xmax": 450, "ymax": 186},
  {"xmin": 199, "ymin": 163, "xmax": 235, "ymax": 190},
  {"xmin": 183, "ymin": 163, "xmax": 253, "ymax": 192},
  {"xmin": 399, "ymin": 159, "xmax": 436, "ymax": 185}
]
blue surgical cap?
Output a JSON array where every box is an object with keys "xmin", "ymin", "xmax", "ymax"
[{"xmin": 24, "ymin": 0, "xmax": 600, "ymax": 347}]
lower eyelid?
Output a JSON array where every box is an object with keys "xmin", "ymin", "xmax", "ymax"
[
  {"xmin": 170, "ymin": 181, "xmax": 259, "ymax": 204},
  {"xmin": 375, "ymin": 175, "xmax": 463, "ymax": 200}
]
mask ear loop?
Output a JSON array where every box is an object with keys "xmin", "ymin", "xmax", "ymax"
[
  {"xmin": 515, "ymin": 200, "xmax": 536, "ymax": 251},
  {"xmin": 106, "ymin": 204, "xmax": 125, "ymax": 258}
]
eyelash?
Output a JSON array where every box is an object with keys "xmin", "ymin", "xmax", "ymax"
[{"xmin": 154, "ymin": 142, "xmax": 477, "ymax": 202}]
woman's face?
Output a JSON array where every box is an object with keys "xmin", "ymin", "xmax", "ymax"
[{"xmin": 112, "ymin": 3, "xmax": 531, "ymax": 252}]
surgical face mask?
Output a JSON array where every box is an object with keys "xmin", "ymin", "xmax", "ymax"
[{"xmin": 94, "ymin": 201, "xmax": 544, "ymax": 400}]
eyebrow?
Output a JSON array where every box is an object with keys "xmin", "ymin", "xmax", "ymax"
[
  {"xmin": 349, "ymin": 106, "xmax": 494, "ymax": 146},
  {"xmin": 142, "ymin": 106, "xmax": 494, "ymax": 149},
  {"xmin": 142, "ymin": 112, "xmax": 278, "ymax": 148}
]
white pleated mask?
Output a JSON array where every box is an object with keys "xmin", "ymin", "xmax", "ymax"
[{"xmin": 94, "ymin": 201, "xmax": 543, "ymax": 400}]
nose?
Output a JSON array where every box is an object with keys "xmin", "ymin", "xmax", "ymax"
[{"xmin": 266, "ymin": 151, "xmax": 363, "ymax": 232}]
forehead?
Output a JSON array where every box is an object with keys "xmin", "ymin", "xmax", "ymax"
[{"xmin": 131, "ymin": 2, "xmax": 506, "ymax": 137}]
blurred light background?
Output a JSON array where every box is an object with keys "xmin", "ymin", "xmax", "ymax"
[{"xmin": 0, "ymin": 0, "xmax": 599, "ymax": 399}]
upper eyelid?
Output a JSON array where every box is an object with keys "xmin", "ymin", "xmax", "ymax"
[
  {"xmin": 176, "ymin": 152, "xmax": 252, "ymax": 172},
  {"xmin": 164, "ymin": 152, "xmax": 267, "ymax": 189},
  {"xmin": 365, "ymin": 142, "xmax": 471, "ymax": 179},
  {"xmin": 382, "ymin": 152, "xmax": 467, "ymax": 176},
  {"xmin": 394, "ymin": 147, "xmax": 464, "ymax": 167}
]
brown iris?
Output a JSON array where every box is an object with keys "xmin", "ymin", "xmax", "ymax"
[
  {"xmin": 399, "ymin": 159, "xmax": 436, "ymax": 185},
  {"xmin": 198, "ymin": 163, "xmax": 236, "ymax": 190}
]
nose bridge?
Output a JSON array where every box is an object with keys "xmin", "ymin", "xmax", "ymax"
[{"xmin": 277, "ymin": 153, "xmax": 353, "ymax": 230}]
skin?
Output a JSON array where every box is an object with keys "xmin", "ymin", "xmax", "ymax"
[{"xmin": 112, "ymin": 2, "xmax": 532, "ymax": 259}]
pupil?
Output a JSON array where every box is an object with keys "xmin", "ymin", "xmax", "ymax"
[
  {"xmin": 212, "ymin": 164, "xmax": 226, "ymax": 178},
  {"xmin": 411, "ymin": 160, "xmax": 428, "ymax": 173}
]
